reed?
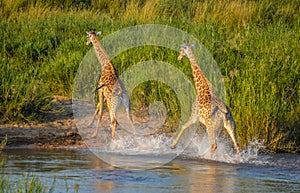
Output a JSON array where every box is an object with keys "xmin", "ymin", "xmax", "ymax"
[
  {"xmin": 0, "ymin": 174, "xmax": 57, "ymax": 193},
  {"xmin": 0, "ymin": 0, "xmax": 299, "ymax": 152}
]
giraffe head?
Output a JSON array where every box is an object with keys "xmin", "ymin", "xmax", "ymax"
[
  {"xmin": 178, "ymin": 41, "xmax": 195, "ymax": 60},
  {"xmin": 86, "ymin": 30, "xmax": 101, "ymax": 46}
]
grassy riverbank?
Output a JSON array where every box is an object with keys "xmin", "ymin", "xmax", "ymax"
[{"xmin": 0, "ymin": 0, "xmax": 299, "ymax": 152}]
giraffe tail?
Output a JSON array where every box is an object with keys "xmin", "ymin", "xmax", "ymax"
[{"xmin": 95, "ymin": 84, "xmax": 107, "ymax": 92}]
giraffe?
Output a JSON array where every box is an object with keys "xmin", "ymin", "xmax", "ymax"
[
  {"xmin": 170, "ymin": 41, "xmax": 241, "ymax": 157},
  {"xmin": 86, "ymin": 30, "xmax": 135, "ymax": 140}
]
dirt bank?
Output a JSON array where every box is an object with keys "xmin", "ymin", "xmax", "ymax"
[
  {"xmin": 0, "ymin": 96, "xmax": 85, "ymax": 148},
  {"xmin": 0, "ymin": 96, "xmax": 172, "ymax": 149}
]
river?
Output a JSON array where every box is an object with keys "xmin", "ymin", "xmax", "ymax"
[{"xmin": 1, "ymin": 145, "xmax": 299, "ymax": 192}]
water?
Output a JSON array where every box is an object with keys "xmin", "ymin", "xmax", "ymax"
[{"xmin": 1, "ymin": 146, "xmax": 299, "ymax": 193}]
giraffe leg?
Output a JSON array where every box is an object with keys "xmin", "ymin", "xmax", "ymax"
[
  {"xmin": 92, "ymin": 106, "xmax": 104, "ymax": 138},
  {"xmin": 224, "ymin": 114, "xmax": 242, "ymax": 157},
  {"xmin": 225, "ymin": 127, "xmax": 242, "ymax": 157},
  {"xmin": 90, "ymin": 93, "xmax": 103, "ymax": 138},
  {"xmin": 108, "ymin": 95, "xmax": 121, "ymax": 140},
  {"xmin": 111, "ymin": 118, "xmax": 117, "ymax": 140},
  {"xmin": 109, "ymin": 110, "xmax": 118, "ymax": 140},
  {"xmin": 171, "ymin": 116, "xmax": 198, "ymax": 149},
  {"xmin": 228, "ymin": 132, "xmax": 241, "ymax": 157},
  {"xmin": 126, "ymin": 108, "xmax": 136, "ymax": 134},
  {"xmin": 227, "ymin": 130, "xmax": 241, "ymax": 157},
  {"xmin": 122, "ymin": 92, "xmax": 136, "ymax": 133},
  {"xmin": 87, "ymin": 105, "xmax": 98, "ymax": 127},
  {"xmin": 206, "ymin": 121, "xmax": 217, "ymax": 153},
  {"xmin": 88, "ymin": 92, "xmax": 103, "ymax": 127}
]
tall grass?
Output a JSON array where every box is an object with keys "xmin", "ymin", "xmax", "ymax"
[{"xmin": 0, "ymin": 0, "xmax": 299, "ymax": 152}]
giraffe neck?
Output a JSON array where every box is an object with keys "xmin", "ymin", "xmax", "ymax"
[
  {"xmin": 187, "ymin": 50, "xmax": 211, "ymax": 108},
  {"xmin": 92, "ymin": 38, "xmax": 111, "ymax": 68}
]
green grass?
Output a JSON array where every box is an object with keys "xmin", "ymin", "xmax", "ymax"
[
  {"xmin": 0, "ymin": 175, "xmax": 53, "ymax": 193},
  {"xmin": 0, "ymin": 135, "xmax": 7, "ymax": 151},
  {"xmin": 1, "ymin": 137, "xmax": 53, "ymax": 193},
  {"xmin": 0, "ymin": 150, "xmax": 69, "ymax": 193},
  {"xmin": 0, "ymin": 0, "xmax": 299, "ymax": 152}
]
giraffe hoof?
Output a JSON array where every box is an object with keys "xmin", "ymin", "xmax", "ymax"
[
  {"xmin": 237, "ymin": 151, "xmax": 242, "ymax": 158},
  {"xmin": 210, "ymin": 144, "xmax": 217, "ymax": 152},
  {"xmin": 170, "ymin": 144, "xmax": 176, "ymax": 149}
]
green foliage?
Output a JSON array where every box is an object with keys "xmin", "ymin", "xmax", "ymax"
[
  {"xmin": 0, "ymin": 156, "xmax": 57, "ymax": 193},
  {"xmin": 0, "ymin": 135, "xmax": 7, "ymax": 151},
  {"xmin": 0, "ymin": 0, "xmax": 299, "ymax": 152},
  {"xmin": 0, "ymin": 174, "xmax": 57, "ymax": 193}
]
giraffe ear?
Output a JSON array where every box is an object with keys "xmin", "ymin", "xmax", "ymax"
[
  {"xmin": 181, "ymin": 46, "xmax": 187, "ymax": 49},
  {"xmin": 96, "ymin": 32, "xmax": 101, "ymax": 37},
  {"xmin": 86, "ymin": 32, "xmax": 89, "ymax": 35},
  {"xmin": 191, "ymin": 45, "xmax": 195, "ymax": 49}
]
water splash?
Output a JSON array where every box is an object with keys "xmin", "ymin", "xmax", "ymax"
[
  {"xmin": 240, "ymin": 140, "xmax": 266, "ymax": 163},
  {"xmin": 84, "ymin": 123, "xmax": 267, "ymax": 167},
  {"xmin": 88, "ymin": 133, "xmax": 182, "ymax": 169},
  {"xmin": 180, "ymin": 133, "xmax": 266, "ymax": 164},
  {"xmin": 106, "ymin": 134, "xmax": 176, "ymax": 154}
]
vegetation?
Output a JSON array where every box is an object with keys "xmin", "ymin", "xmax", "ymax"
[
  {"xmin": 1, "ymin": 136, "xmax": 54, "ymax": 193},
  {"xmin": 0, "ymin": 0, "xmax": 299, "ymax": 152},
  {"xmin": 0, "ymin": 175, "xmax": 55, "ymax": 193},
  {"xmin": 0, "ymin": 150, "xmax": 68, "ymax": 193}
]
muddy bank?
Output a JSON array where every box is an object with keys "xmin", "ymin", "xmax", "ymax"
[
  {"xmin": 0, "ymin": 126, "xmax": 84, "ymax": 148},
  {"xmin": 0, "ymin": 96, "xmax": 171, "ymax": 149},
  {"xmin": 0, "ymin": 96, "xmax": 85, "ymax": 148}
]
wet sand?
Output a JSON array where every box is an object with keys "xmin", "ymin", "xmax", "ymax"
[
  {"xmin": 0, "ymin": 96, "xmax": 174, "ymax": 149},
  {"xmin": 0, "ymin": 96, "xmax": 85, "ymax": 148}
]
